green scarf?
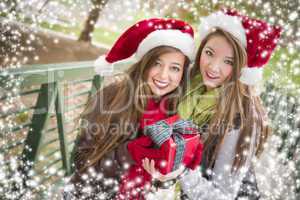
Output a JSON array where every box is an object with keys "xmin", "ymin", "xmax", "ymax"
[
  {"xmin": 177, "ymin": 74, "xmax": 218, "ymax": 128},
  {"xmin": 172, "ymin": 74, "xmax": 218, "ymax": 199}
]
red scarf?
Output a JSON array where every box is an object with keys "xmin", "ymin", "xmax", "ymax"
[
  {"xmin": 139, "ymin": 97, "xmax": 169, "ymax": 130},
  {"xmin": 116, "ymin": 97, "xmax": 169, "ymax": 200}
]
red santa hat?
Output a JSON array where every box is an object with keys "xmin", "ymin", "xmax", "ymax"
[
  {"xmin": 94, "ymin": 18, "xmax": 195, "ymax": 75},
  {"xmin": 198, "ymin": 8, "xmax": 282, "ymax": 85}
]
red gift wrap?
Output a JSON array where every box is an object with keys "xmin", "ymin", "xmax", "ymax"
[
  {"xmin": 127, "ymin": 115, "xmax": 203, "ymax": 174},
  {"xmin": 116, "ymin": 115, "xmax": 203, "ymax": 200}
]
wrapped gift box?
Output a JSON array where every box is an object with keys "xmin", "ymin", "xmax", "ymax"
[{"xmin": 127, "ymin": 115, "xmax": 202, "ymax": 175}]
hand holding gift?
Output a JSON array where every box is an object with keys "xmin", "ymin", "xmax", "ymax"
[
  {"xmin": 142, "ymin": 158, "xmax": 185, "ymax": 182},
  {"xmin": 127, "ymin": 114, "xmax": 204, "ymax": 176}
]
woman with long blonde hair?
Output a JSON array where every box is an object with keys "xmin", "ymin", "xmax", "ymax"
[{"xmin": 142, "ymin": 9, "xmax": 281, "ymax": 199}]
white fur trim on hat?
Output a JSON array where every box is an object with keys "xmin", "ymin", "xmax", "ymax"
[
  {"xmin": 94, "ymin": 55, "xmax": 114, "ymax": 76},
  {"xmin": 94, "ymin": 55, "xmax": 138, "ymax": 75},
  {"xmin": 136, "ymin": 29, "xmax": 195, "ymax": 61},
  {"xmin": 239, "ymin": 67, "xmax": 263, "ymax": 85},
  {"xmin": 199, "ymin": 11, "xmax": 247, "ymax": 47}
]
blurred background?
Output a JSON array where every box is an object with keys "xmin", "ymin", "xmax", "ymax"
[
  {"xmin": 0, "ymin": 0, "xmax": 299, "ymax": 89},
  {"xmin": 0, "ymin": 0, "xmax": 299, "ymax": 199}
]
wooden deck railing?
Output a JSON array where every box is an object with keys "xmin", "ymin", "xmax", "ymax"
[{"xmin": 0, "ymin": 61, "xmax": 299, "ymax": 197}]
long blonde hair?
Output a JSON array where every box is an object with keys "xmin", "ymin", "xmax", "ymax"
[
  {"xmin": 192, "ymin": 28, "xmax": 271, "ymax": 171},
  {"xmin": 76, "ymin": 46, "xmax": 190, "ymax": 173}
]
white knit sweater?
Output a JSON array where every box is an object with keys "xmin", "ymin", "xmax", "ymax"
[{"xmin": 180, "ymin": 127, "xmax": 257, "ymax": 200}]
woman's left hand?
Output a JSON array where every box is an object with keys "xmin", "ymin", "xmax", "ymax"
[{"xmin": 142, "ymin": 158, "xmax": 185, "ymax": 182}]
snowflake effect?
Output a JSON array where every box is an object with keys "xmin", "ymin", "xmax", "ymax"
[{"xmin": 0, "ymin": 0, "xmax": 299, "ymax": 199}]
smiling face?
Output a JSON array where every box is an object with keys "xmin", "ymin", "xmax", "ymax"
[
  {"xmin": 199, "ymin": 35, "xmax": 234, "ymax": 90},
  {"xmin": 146, "ymin": 51, "xmax": 185, "ymax": 97}
]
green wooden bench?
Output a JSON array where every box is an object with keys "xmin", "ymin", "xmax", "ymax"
[
  {"xmin": 0, "ymin": 61, "xmax": 299, "ymax": 198},
  {"xmin": 0, "ymin": 61, "xmax": 130, "ymax": 198}
]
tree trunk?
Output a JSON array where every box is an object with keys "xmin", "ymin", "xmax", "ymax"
[
  {"xmin": 1, "ymin": 0, "xmax": 18, "ymax": 14},
  {"xmin": 38, "ymin": 0, "xmax": 52, "ymax": 13},
  {"xmin": 78, "ymin": 0, "xmax": 109, "ymax": 43}
]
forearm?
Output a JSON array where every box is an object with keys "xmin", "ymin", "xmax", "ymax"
[{"xmin": 179, "ymin": 169, "xmax": 241, "ymax": 200}]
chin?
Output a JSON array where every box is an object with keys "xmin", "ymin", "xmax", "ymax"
[
  {"xmin": 151, "ymin": 87, "xmax": 172, "ymax": 97},
  {"xmin": 151, "ymin": 90, "xmax": 165, "ymax": 97},
  {"xmin": 204, "ymin": 81, "xmax": 218, "ymax": 90}
]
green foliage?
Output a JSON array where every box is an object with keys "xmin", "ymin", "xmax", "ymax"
[
  {"xmin": 39, "ymin": 21, "xmax": 81, "ymax": 36},
  {"xmin": 16, "ymin": 111, "xmax": 29, "ymax": 124},
  {"xmin": 263, "ymin": 47, "xmax": 300, "ymax": 93},
  {"xmin": 92, "ymin": 27, "xmax": 119, "ymax": 46}
]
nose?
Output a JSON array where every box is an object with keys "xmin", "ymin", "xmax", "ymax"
[
  {"xmin": 158, "ymin": 65, "xmax": 169, "ymax": 80},
  {"xmin": 209, "ymin": 60, "xmax": 220, "ymax": 73}
]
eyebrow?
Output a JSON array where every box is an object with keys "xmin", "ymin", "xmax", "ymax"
[
  {"xmin": 206, "ymin": 46, "xmax": 215, "ymax": 53},
  {"xmin": 225, "ymin": 56, "xmax": 234, "ymax": 60},
  {"xmin": 206, "ymin": 46, "xmax": 234, "ymax": 60},
  {"xmin": 171, "ymin": 62, "xmax": 181, "ymax": 66},
  {"xmin": 157, "ymin": 58, "xmax": 182, "ymax": 66}
]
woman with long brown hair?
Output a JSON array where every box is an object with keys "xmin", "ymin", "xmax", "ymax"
[
  {"xmin": 178, "ymin": 9, "xmax": 281, "ymax": 200},
  {"xmin": 142, "ymin": 9, "xmax": 281, "ymax": 199},
  {"xmin": 65, "ymin": 18, "xmax": 196, "ymax": 199}
]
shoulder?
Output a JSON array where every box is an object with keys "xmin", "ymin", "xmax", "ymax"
[
  {"xmin": 99, "ymin": 75, "xmax": 127, "ymax": 95},
  {"xmin": 86, "ymin": 75, "xmax": 128, "ymax": 108}
]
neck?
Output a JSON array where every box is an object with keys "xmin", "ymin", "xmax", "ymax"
[
  {"xmin": 205, "ymin": 86, "xmax": 214, "ymax": 92},
  {"xmin": 152, "ymin": 95, "xmax": 162, "ymax": 102}
]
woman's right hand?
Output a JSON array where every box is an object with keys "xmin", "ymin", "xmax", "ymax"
[{"xmin": 142, "ymin": 158, "xmax": 185, "ymax": 182}]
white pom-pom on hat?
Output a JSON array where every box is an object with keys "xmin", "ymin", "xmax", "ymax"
[{"xmin": 239, "ymin": 67, "xmax": 263, "ymax": 86}]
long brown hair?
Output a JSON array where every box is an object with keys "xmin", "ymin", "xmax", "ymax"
[
  {"xmin": 76, "ymin": 46, "xmax": 190, "ymax": 173},
  {"xmin": 192, "ymin": 28, "xmax": 271, "ymax": 171}
]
